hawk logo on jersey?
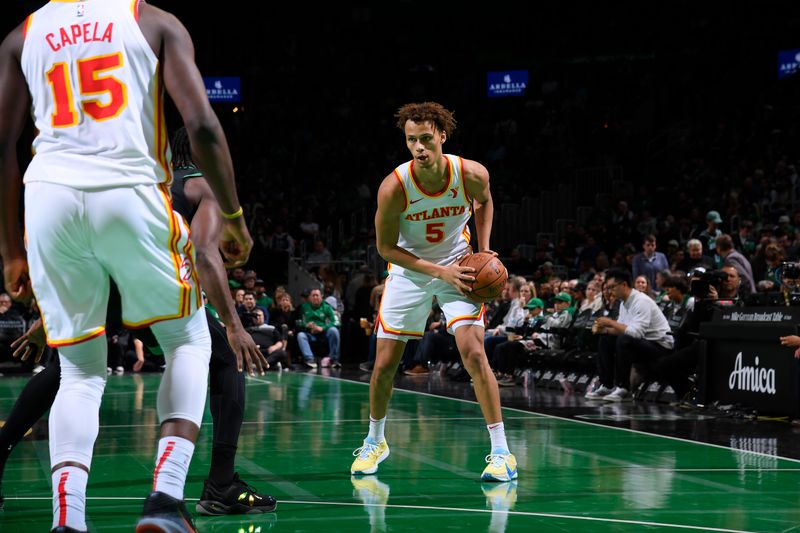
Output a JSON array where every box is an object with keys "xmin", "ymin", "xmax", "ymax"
[
  {"xmin": 179, "ymin": 256, "xmax": 194, "ymax": 282},
  {"xmin": 450, "ymin": 187, "xmax": 459, "ymax": 198}
]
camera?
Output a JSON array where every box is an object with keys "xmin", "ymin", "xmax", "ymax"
[
  {"xmin": 689, "ymin": 268, "xmax": 728, "ymax": 297},
  {"xmin": 781, "ymin": 261, "xmax": 800, "ymax": 288},
  {"xmin": 240, "ymin": 311, "xmax": 260, "ymax": 329}
]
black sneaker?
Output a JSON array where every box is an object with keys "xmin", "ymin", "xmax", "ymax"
[
  {"xmin": 135, "ymin": 491, "xmax": 196, "ymax": 533},
  {"xmin": 196, "ymin": 473, "xmax": 277, "ymax": 515},
  {"xmin": 51, "ymin": 527, "xmax": 88, "ymax": 533}
]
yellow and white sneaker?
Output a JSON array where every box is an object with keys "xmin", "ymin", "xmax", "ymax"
[
  {"xmin": 481, "ymin": 480, "xmax": 518, "ymax": 511},
  {"xmin": 351, "ymin": 475, "xmax": 391, "ymax": 506},
  {"xmin": 351, "ymin": 438, "xmax": 390, "ymax": 475},
  {"xmin": 481, "ymin": 452, "xmax": 518, "ymax": 482}
]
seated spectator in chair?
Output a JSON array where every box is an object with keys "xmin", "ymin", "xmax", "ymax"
[
  {"xmin": 239, "ymin": 290, "xmax": 269, "ymax": 326},
  {"xmin": 307, "ymin": 239, "xmax": 333, "ymax": 267},
  {"xmin": 531, "ymin": 292, "xmax": 573, "ymax": 349},
  {"xmin": 296, "ymin": 288, "xmax": 341, "ymax": 369},
  {"xmin": 660, "ymin": 275, "xmax": 692, "ymax": 331},
  {"xmin": 484, "ymin": 277, "xmax": 529, "ymax": 363},
  {"xmin": 404, "ymin": 302, "xmax": 457, "ymax": 375},
  {"xmin": 578, "ymin": 281, "xmax": 604, "ymax": 315},
  {"xmin": 248, "ymin": 309, "xmax": 288, "ymax": 371},
  {"xmin": 493, "ymin": 298, "xmax": 546, "ymax": 385},
  {"xmin": 634, "ymin": 275, "xmax": 656, "ymax": 300},
  {"xmin": 676, "ymin": 239, "xmax": 714, "ymax": 276},
  {"xmin": 586, "ymin": 269, "xmax": 674, "ymax": 402}
]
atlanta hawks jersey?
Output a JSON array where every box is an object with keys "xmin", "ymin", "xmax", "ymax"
[
  {"xmin": 20, "ymin": 0, "xmax": 170, "ymax": 189},
  {"xmin": 395, "ymin": 154, "xmax": 472, "ymax": 266}
]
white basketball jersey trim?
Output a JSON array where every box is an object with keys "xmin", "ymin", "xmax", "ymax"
[
  {"xmin": 394, "ymin": 154, "xmax": 472, "ymax": 267},
  {"xmin": 21, "ymin": 0, "xmax": 170, "ymax": 189}
]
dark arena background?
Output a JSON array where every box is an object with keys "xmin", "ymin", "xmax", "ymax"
[{"xmin": 2, "ymin": 1, "xmax": 800, "ymax": 532}]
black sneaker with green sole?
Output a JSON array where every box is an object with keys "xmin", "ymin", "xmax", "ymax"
[{"xmin": 196, "ymin": 473, "xmax": 277, "ymax": 515}]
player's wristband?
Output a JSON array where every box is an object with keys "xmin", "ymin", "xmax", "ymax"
[{"xmin": 220, "ymin": 206, "xmax": 243, "ymax": 220}]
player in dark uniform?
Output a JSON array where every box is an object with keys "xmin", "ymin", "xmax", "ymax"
[{"xmin": 0, "ymin": 128, "xmax": 276, "ymax": 529}]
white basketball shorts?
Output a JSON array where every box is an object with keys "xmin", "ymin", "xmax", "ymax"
[
  {"xmin": 376, "ymin": 264, "xmax": 485, "ymax": 341},
  {"xmin": 24, "ymin": 181, "xmax": 201, "ymax": 347}
]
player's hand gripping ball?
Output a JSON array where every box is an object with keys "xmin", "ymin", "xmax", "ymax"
[{"xmin": 458, "ymin": 252, "xmax": 508, "ymax": 303}]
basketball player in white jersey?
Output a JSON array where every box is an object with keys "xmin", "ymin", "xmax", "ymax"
[
  {"xmin": 0, "ymin": 1, "xmax": 252, "ymax": 532},
  {"xmin": 350, "ymin": 102, "xmax": 517, "ymax": 482}
]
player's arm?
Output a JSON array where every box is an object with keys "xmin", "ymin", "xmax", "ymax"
[
  {"xmin": 184, "ymin": 177, "xmax": 267, "ymax": 375},
  {"xmin": 0, "ymin": 22, "xmax": 32, "ymax": 302},
  {"xmin": 375, "ymin": 174, "xmax": 475, "ymax": 294},
  {"xmin": 463, "ymin": 159, "xmax": 494, "ymax": 254},
  {"xmin": 137, "ymin": 3, "xmax": 251, "ymax": 267}
]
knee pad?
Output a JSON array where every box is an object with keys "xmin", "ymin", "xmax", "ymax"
[
  {"xmin": 151, "ymin": 310, "xmax": 211, "ymax": 426},
  {"xmin": 50, "ymin": 336, "xmax": 108, "ymax": 467}
]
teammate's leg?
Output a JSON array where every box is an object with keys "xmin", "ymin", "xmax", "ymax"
[
  {"xmin": 49, "ymin": 336, "xmax": 108, "ymax": 532},
  {"xmin": 0, "ymin": 357, "xmax": 61, "ymax": 510},
  {"xmin": 453, "ymin": 324, "xmax": 517, "ymax": 482},
  {"xmin": 135, "ymin": 310, "xmax": 210, "ymax": 532},
  {"xmin": 196, "ymin": 312, "xmax": 276, "ymax": 516}
]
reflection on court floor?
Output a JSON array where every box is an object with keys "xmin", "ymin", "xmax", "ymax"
[{"xmin": 1, "ymin": 371, "xmax": 798, "ymax": 532}]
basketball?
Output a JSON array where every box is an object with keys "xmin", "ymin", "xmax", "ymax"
[{"xmin": 458, "ymin": 252, "xmax": 508, "ymax": 303}]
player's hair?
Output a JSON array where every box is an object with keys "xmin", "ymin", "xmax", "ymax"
[
  {"xmin": 395, "ymin": 102, "xmax": 457, "ymax": 135},
  {"xmin": 171, "ymin": 126, "xmax": 193, "ymax": 168}
]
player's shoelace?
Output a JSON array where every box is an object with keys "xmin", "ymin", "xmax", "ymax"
[
  {"xmin": 353, "ymin": 442, "xmax": 380, "ymax": 460},
  {"xmin": 485, "ymin": 453, "xmax": 509, "ymax": 466}
]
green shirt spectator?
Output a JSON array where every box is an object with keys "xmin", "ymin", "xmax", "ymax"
[{"xmin": 297, "ymin": 290, "xmax": 341, "ymax": 332}]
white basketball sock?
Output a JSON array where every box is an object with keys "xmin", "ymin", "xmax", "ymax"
[
  {"xmin": 487, "ymin": 421, "xmax": 509, "ymax": 453},
  {"xmin": 51, "ymin": 466, "xmax": 88, "ymax": 531},
  {"xmin": 367, "ymin": 416, "xmax": 386, "ymax": 443},
  {"xmin": 152, "ymin": 436, "xmax": 195, "ymax": 500}
]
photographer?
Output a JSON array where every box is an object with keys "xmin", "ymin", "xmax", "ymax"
[
  {"xmin": 650, "ymin": 268, "xmax": 745, "ymax": 402},
  {"xmin": 755, "ymin": 262, "xmax": 800, "ymax": 306}
]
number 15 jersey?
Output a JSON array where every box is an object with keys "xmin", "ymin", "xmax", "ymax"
[
  {"xmin": 21, "ymin": 0, "xmax": 169, "ymax": 189},
  {"xmin": 394, "ymin": 154, "xmax": 473, "ymax": 268}
]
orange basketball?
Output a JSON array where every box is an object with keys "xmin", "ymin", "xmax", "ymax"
[{"xmin": 458, "ymin": 252, "xmax": 508, "ymax": 303}]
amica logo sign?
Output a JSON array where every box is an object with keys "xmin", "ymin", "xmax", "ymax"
[{"xmin": 728, "ymin": 352, "xmax": 776, "ymax": 395}]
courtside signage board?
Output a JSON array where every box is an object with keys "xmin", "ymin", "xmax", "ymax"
[
  {"xmin": 487, "ymin": 70, "xmax": 528, "ymax": 98},
  {"xmin": 204, "ymin": 76, "xmax": 241, "ymax": 103},
  {"xmin": 778, "ymin": 49, "xmax": 800, "ymax": 80}
]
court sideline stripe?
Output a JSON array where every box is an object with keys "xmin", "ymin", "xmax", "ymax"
[
  {"xmin": 282, "ymin": 500, "xmax": 760, "ymax": 532},
  {"xmin": 3, "ymin": 496, "xmax": 761, "ymax": 532}
]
